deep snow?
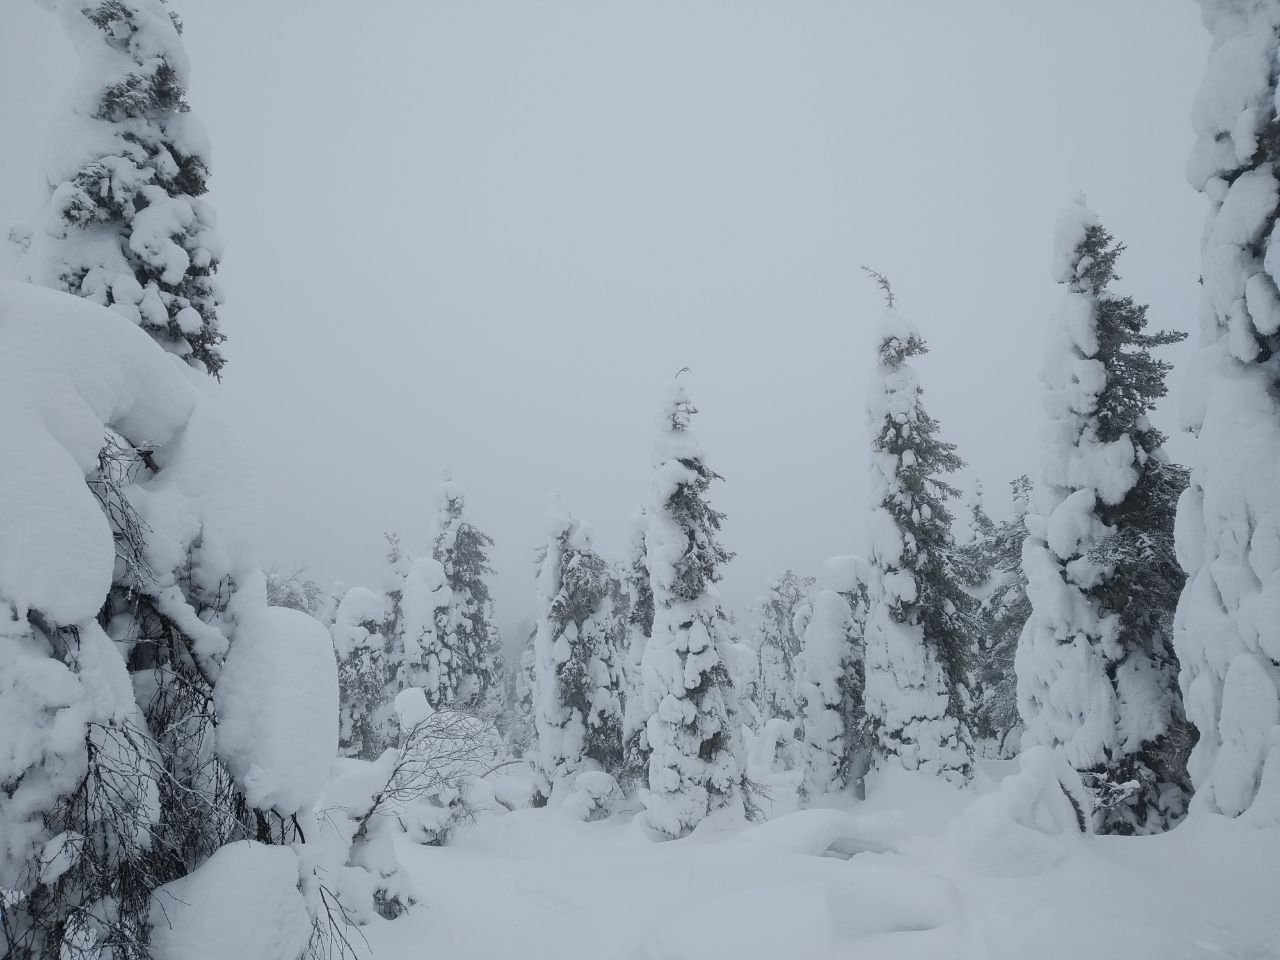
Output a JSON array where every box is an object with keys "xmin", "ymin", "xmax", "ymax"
[{"xmin": 362, "ymin": 760, "xmax": 1280, "ymax": 960}]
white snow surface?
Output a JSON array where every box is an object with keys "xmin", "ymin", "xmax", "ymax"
[
  {"xmin": 149, "ymin": 841, "xmax": 312, "ymax": 960},
  {"xmin": 215, "ymin": 605, "xmax": 340, "ymax": 815},
  {"xmin": 359, "ymin": 758, "xmax": 1280, "ymax": 960}
]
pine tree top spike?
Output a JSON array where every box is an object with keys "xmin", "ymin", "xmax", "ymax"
[
  {"xmin": 860, "ymin": 266, "xmax": 895, "ymax": 309},
  {"xmin": 674, "ymin": 365, "xmax": 691, "ymax": 379}
]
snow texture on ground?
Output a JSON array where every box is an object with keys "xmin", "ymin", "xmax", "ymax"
[{"xmin": 361, "ymin": 759, "xmax": 1280, "ymax": 960}]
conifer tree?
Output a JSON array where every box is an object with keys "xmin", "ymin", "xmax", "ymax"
[
  {"xmin": 32, "ymin": 0, "xmax": 225, "ymax": 375},
  {"xmin": 747, "ymin": 571, "xmax": 812, "ymax": 725},
  {"xmin": 395, "ymin": 555, "xmax": 455, "ymax": 708},
  {"xmin": 332, "ymin": 587, "xmax": 394, "ymax": 759},
  {"xmin": 798, "ymin": 583, "xmax": 869, "ymax": 797},
  {"xmin": 959, "ymin": 477, "xmax": 1032, "ymax": 753},
  {"xmin": 0, "ymin": 287, "xmax": 333, "ymax": 959},
  {"xmin": 432, "ymin": 477, "xmax": 502, "ymax": 708},
  {"xmin": 862, "ymin": 272, "xmax": 975, "ymax": 783},
  {"xmin": 619, "ymin": 510, "xmax": 655, "ymax": 791},
  {"xmin": 532, "ymin": 506, "xmax": 626, "ymax": 795},
  {"xmin": 641, "ymin": 378, "xmax": 743, "ymax": 836},
  {"xmin": 1175, "ymin": 0, "xmax": 1280, "ymax": 823},
  {"xmin": 1018, "ymin": 199, "xmax": 1192, "ymax": 833}
]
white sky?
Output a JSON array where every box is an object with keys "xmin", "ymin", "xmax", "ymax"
[{"xmin": 0, "ymin": 2, "xmax": 1208, "ymax": 643}]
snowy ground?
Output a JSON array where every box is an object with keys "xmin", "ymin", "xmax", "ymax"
[{"xmin": 363, "ymin": 760, "xmax": 1280, "ymax": 960}]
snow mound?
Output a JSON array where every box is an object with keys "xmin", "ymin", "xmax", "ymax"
[
  {"xmin": 216, "ymin": 606, "xmax": 339, "ymax": 814},
  {"xmin": 0, "ymin": 280, "xmax": 255, "ymax": 629},
  {"xmin": 936, "ymin": 745, "xmax": 1090, "ymax": 876},
  {"xmin": 149, "ymin": 841, "xmax": 311, "ymax": 960}
]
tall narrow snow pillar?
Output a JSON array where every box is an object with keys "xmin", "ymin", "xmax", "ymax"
[{"xmin": 1176, "ymin": 0, "xmax": 1280, "ymax": 822}]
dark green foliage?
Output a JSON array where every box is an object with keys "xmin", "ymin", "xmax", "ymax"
[
  {"xmin": 874, "ymin": 328, "xmax": 977, "ymax": 731},
  {"xmin": 539, "ymin": 526, "xmax": 626, "ymax": 775},
  {"xmin": 958, "ymin": 478, "xmax": 1031, "ymax": 751},
  {"xmin": 1067, "ymin": 225, "xmax": 1194, "ymax": 834},
  {"xmin": 662, "ymin": 396, "xmax": 735, "ymax": 603},
  {"xmin": 752, "ymin": 570, "xmax": 813, "ymax": 724},
  {"xmin": 55, "ymin": 1, "xmax": 224, "ymax": 376}
]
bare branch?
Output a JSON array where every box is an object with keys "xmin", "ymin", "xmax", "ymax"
[{"xmin": 860, "ymin": 265, "xmax": 895, "ymax": 308}]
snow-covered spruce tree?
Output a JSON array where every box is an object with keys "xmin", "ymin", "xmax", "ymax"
[
  {"xmin": 394, "ymin": 556, "xmax": 455, "ymax": 709},
  {"xmin": 508, "ymin": 626, "xmax": 538, "ymax": 759},
  {"xmin": 381, "ymin": 533, "xmax": 410, "ymax": 648},
  {"xmin": 332, "ymin": 587, "xmax": 394, "ymax": 760},
  {"xmin": 747, "ymin": 571, "xmax": 813, "ymax": 726},
  {"xmin": 32, "ymin": 0, "xmax": 225, "ymax": 376},
  {"xmin": 381, "ymin": 534, "xmax": 460, "ymax": 711},
  {"xmin": 531, "ymin": 506, "xmax": 626, "ymax": 796},
  {"xmin": 641, "ymin": 379, "xmax": 744, "ymax": 836},
  {"xmin": 619, "ymin": 510, "xmax": 655, "ymax": 792},
  {"xmin": 1017, "ymin": 199, "xmax": 1192, "ymax": 834},
  {"xmin": 0, "ymin": 284, "xmax": 336, "ymax": 960},
  {"xmin": 959, "ymin": 477, "xmax": 1032, "ymax": 753},
  {"xmin": 1174, "ymin": 0, "xmax": 1280, "ymax": 824},
  {"xmin": 862, "ymin": 272, "xmax": 975, "ymax": 784},
  {"xmin": 797, "ymin": 582, "xmax": 869, "ymax": 798},
  {"xmin": 431, "ymin": 477, "xmax": 503, "ymax": 709}
]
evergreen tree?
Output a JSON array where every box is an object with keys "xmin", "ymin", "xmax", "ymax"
[
  {"xmin": 379, "ymin": 533, "xmax": 458, "ymax": 710},
  {"xmin": 1175, "ymin": 0, "xmax": 1280, "ymax": 824},
  {"xmin": 959, "ymin": 477, "xmax": 1032, "ymax": 753},
  {"xmin": 640, "ymin": 378, "xmax": 744, "ymax": 837},
  {"xmin": 798, "ymin": 583, "xmax": 870, "ymax": 798},
  {"xmin": 432, "ymin": 477, "xmax": 503, "ymax": 708},
  {"xmin": 1018, "ymin": 199, "xmax": 1192, "ymax": 833},
  {"xmin": 532, "ymin": 505, "xmax": 626, "ymax": 796},
  {"xmin": 0, "ymin": 286, "xmax": 330, "ymax": 959},
  {"xmin": 31, "ymin": 0, "xmax": 225, "ymax": 375},
  {"xmin": 862, "ymin": 272, "xmax": 975, "ymax": 783},
  {"xmin": 508, "ymin": 626, "xmax": 538, "ymax": 759},
  {"xmin": 747, "ymin": 571, "xmax": 813, "ymax": 725},
  {"xmin": 619, "ymin": 510, "xmax": 655, "ymax": 792},
  {"xmin": 395, "ymin": 555, "xmax": 455, "ymax": 708},
  {"xmin": 332, "ymin": 587, "xmax": 394, "ymax": 760},
  {"xmin": 381, "ymin": 532, "xmax": 411, "ymax": 657}
]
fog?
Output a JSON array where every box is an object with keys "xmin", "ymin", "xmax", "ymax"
[{"xmin": 0, "ymin": 2, "xmax": 1207, "ymax": 641}]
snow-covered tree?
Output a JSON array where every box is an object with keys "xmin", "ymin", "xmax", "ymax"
[
  {"xmin": 1174, "ymin": 0, "xmax": 1280, "ymax": 824},
  {"xmin": 532, "ymin": 506, "xmax": 626, "ymax": 796},
  {"xmin": 0, "ymin": 283, "xmax": 335, "ymax": 959},
  {"xmin": 798, "ymin": 581, "xmax": 869, "ymax": 798},
  {"xmin": 1018, "ymin": 199, "xmax": 1192, "ymax": 833},
  {"xmin": 30, "ymin": 0, "xmax": 225, "ymax": 376},
  {"xmin": 395, "ymin": 556, "xmax": 455, "ymax": 708},
  {"xmin": 431, "ymin": 478, "xmax": 502, "ymax": 709},
  {"xmin": 862, "ymin": 274, "xmax": 975, "ymax": 783},
  {"xmin": 747, "ymin": 571, "xmax": 813, "ymax": 726},
  {"xmin": 641, "ymin": 378, "xmax": 744, "ymax": 837},
  {"xmin": 265, "ymin": 567, "xmax": 337, "ymax": 624},
  {"xmin": 332, "ymin": 587, "xmax": 394, "ymax": 760},
  {"xmin": 619, "ymin": 510, "xmax": 655, "ymax": 792},
  {"xmin": 958, "ymin": 477, "xmax": 1032, "ymax": 754},
  {"xmin": 381, "ymin": 532, "xmax": 411, "ymax": 644}
]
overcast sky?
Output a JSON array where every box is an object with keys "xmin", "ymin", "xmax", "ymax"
[{"xmin": 0, "ymin": 2, "xmax": 1208, "ymax": 643}]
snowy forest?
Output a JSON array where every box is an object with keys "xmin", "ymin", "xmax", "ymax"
[{"xmin": 0, "ymin": 2, "xmax": 1278, "ymax": 959}]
